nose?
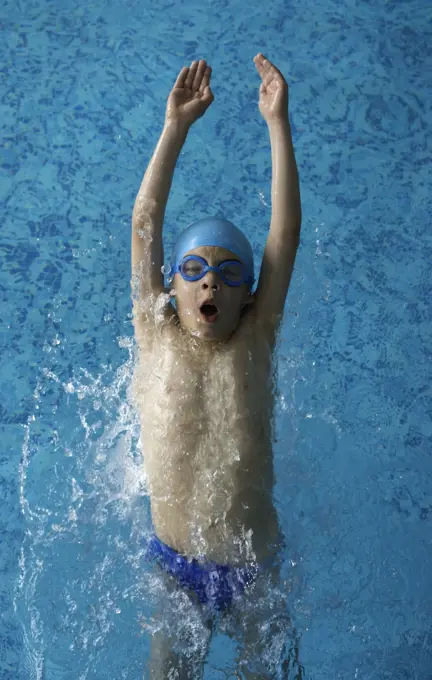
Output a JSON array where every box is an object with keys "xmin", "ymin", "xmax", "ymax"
[{"xmin": 201, "ymin": 270, "xmax": 220, "ymax": 291}]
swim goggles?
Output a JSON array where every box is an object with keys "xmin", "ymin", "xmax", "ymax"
[{"xmin": 176, "ymin": 255, "xmax": 252, "ymax": 287}]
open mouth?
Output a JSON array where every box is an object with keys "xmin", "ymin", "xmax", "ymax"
[{"xmin": 200, "ymin": 303, "xmax": 219, "ymax": 323}]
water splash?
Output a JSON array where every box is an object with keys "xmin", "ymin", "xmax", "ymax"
[{"xmin": 14, "ymin": 336, "xmax": 158, "ymax": 679}]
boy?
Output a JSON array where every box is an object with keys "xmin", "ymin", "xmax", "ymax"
[{"xmin": 131, "ymin": 54, "xmax": 302, "ymax": 678}]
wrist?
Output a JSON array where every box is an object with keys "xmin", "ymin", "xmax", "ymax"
[
  {"xmin": 163, "ymin": 117, "xmax": 191, "ymax": 138},
  {"xmin": 267, "ymin": 116, "xmax": 291, "ymax": 133}
]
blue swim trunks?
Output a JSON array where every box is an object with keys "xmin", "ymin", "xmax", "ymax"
[{"xmin": 144, "ymin": 534, "xmax": 259, "ymax": 612}]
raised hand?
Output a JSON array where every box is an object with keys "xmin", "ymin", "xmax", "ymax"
[
  {"xmin": 253, "ymin": 53, "xmax": 289, "ymax": 124},
  {"xmin": 165, "ymin": 59, "xmax": 214, "ymax": 128}
]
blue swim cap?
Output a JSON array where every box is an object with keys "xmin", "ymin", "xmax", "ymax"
[{"xmin": 170, "ymin": 216, "xmax": 255, "ymax": 287}]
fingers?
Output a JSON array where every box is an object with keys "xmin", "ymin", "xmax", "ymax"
[
  {"xmin": 254, "ymin": 53, "xmax": 284, "ymax": 86},
  {"xmin": 254, "ymin": 52, "xmax": 273, "ymax": 72},
  {"xmin": 173, "ymin": 60, "xmax": 212, "ymax": 96},
  {"xmin": 254, "ymin": 53, "xmax": 274, "ymax": 85},
  {"xmin": 184, "ymin": 60, "xmax": 199, "ymax": 89},
  {"xmin": 193, "ymin": 60, "xmax": 208, "ymax": 91},
  {"xmin": 173, "ymin": 66, "xmax": 189, "ymax": 90},
  {"xmin": 183, "ymin": 59, "xmax": 211, "ymax": 92},
  {"xmin": 199, "ymin": 65, "xmax": 212, "ymax": 94}
]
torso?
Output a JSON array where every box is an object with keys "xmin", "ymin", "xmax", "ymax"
[{"xmin": 133, "ymin": 300, "xmax": 282, "ymax": 565}]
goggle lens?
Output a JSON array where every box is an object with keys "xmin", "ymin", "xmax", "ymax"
[
  {"xmin": 179, "ymin": 256, "xmax": 247, "ymax": 285},
  {"xmin": 180, "ymin": 259, "xmax": 205, "ymax": 279},
  {"xmin": 219, "ymin": 262, "xmax": 245, "ymax": 283}
]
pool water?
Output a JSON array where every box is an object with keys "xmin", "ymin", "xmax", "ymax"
[{"xmin": 1, "ymin": 0, "xmax": 431, "ymax": 677}]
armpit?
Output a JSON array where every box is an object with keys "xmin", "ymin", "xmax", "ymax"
[{"xmin": 131, "ymin": 292, "xmax": 177, "ymax": 347}]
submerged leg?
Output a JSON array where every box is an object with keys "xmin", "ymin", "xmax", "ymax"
[
  {"xmin": 149, "ymin": 627, "xmax": 212, "ymax": 679},
  {"xmin": 221, "ymin": 565, "xmax": 304, "ymax": 679},
  {"xmin": 146, "ymin": 571, "xmax": 213, "ymax": 680}
]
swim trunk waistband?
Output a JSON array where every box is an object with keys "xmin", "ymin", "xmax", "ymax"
[{"xmin": 144, "ymin": 533, "xmax": 260, "ymax": 612}]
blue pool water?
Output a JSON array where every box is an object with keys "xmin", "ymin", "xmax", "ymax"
[{"xmin": 1, "ymin": 0, "xmax": 431, "ymax": 677}]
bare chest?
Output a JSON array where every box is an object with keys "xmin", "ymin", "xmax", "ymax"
[{"xmin": 134, "ymin": 326, "xmax": 275, "ymax": 473}]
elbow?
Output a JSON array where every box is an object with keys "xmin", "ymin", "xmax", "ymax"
[{"xmin": 133, "ymin": 196, "xmax": 159, "ymax": 222}]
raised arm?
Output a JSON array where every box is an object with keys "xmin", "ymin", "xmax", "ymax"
[
  {"xmin": 252, "ymin": 54, "xmax": 302, "ymax": 336},
  {"xmin": 131, "ymin": 60, "xmax": 214, "ymax": 329}
]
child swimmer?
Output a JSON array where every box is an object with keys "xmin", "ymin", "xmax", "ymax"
[{"xmin": 131, "ymin": 54, "xmax": 302, "ymax": 678}]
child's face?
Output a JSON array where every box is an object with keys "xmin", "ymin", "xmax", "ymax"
[{"xmin": 173, "ymin": 245, "xmax": 254, "ymax": 342}]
